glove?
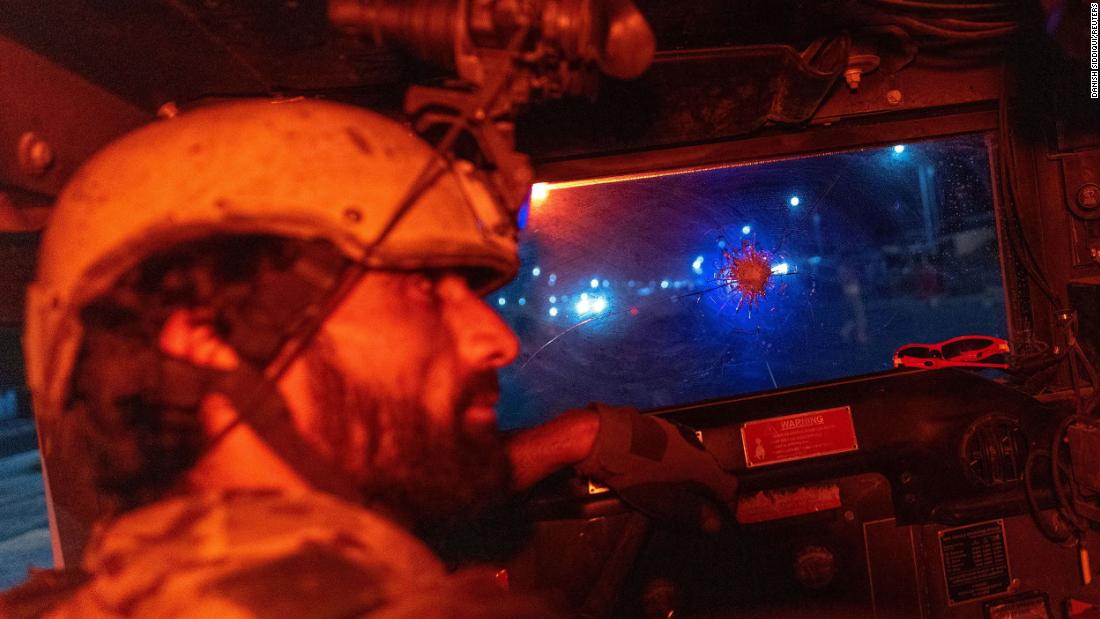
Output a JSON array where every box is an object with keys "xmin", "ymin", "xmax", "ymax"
[{"xmin": 574, "ymin": 403, "xmax": 738, "ymax": 531}]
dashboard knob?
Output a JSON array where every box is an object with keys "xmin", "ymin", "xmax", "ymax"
[{"xmin": 794, "ymin": 545, "xmax": 837, "ymax": 590}]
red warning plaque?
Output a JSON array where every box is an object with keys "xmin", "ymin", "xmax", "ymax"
[{"xmin": 741, "ymin": 406, "xmax": 859, "ymax": 468}]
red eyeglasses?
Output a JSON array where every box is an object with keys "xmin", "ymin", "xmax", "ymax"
[{"xmin": 893, "ymin": 335, "xmax": 1010, "ymax": 370}]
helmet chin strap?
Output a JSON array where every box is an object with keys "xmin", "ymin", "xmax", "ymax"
[
  {"xmin": 155, "ymin": 355, "xmax": 362, "ymax": 501},
  {"xmin": 145, "ymin": 238, "xmax": 368, "ymax": 503}
]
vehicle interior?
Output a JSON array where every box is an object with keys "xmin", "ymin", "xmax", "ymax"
[{"xmin": 2, "ymin": 1, "xmax": 1099, "ymax": 618}]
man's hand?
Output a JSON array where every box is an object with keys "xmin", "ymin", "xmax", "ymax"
[{"xmin": 575, "ymin": 403, "xmax": 737, "ymax": 532}]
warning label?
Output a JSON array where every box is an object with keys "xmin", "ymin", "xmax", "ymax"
[
  {"xmin": 939, "ymin": 520, "xmax": 1011, "ymax": 605},
  {"xmin": 740, "ymin": 406, "xmax": 859, "ymax": 468}
]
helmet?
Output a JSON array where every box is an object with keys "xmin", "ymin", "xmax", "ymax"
[
  {"xmin": 26, "ymin": 98, "xmax": 520, "ymax": 429},
  {"xmin": 24, "ymin": 99, "xmax": 522, "ymax": 563}
]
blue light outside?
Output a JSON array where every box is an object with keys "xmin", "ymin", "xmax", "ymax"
[
  {"xmin": 575, "ymin": 294, "xmax": 591, "ymax": 314},
  {"xmin": 517, "ymin": 196, "xmax": 530, "ymax": 229},
  {"xmin": 0, "ymin": 389, "xmax": 15, "ymax": 421},
  {"xmin": 575, "ymin": 292, "xmax": 609, "ymax": 316}
]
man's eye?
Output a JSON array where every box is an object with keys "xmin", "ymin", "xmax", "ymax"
[
  {"xmin": 411, "ymin": 274, "xmax": 435, "ymax": 296},
  {"xmin": 409, "ymin": 272, "xmax": 447, "ymax": 300}
]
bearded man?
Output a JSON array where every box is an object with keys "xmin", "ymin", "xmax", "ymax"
[{"xmin": 1, "ymin": 100, "xmax": 736, "ymax": 618}]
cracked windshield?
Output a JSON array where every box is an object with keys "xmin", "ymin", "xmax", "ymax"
[{"xmin": 495, "ymin": 134, "xmax": 1005, "ymax": 429}]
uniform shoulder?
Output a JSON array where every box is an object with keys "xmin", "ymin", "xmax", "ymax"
[{"xmin": 0, "ymin": 568, "xmax": 89, "ymax": 619}]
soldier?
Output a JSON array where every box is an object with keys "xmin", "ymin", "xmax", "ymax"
[{"xmin": 2, "ymin": 100, "xmax": 737, "ymax": 617}]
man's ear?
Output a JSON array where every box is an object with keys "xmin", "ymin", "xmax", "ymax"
[{"xmin": 158, "ymin": 308, "xmax": 241, "ymax": 370}]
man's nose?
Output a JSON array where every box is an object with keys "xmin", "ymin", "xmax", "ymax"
[
  {"xmin": 439, "ymin": 276, "xmax": 520, "ymax": 369},
  {"xmin": 458, "ymin": 298, "xmax": 520, "ymax": 369}
]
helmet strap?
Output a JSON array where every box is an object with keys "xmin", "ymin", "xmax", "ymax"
[{"xmin": 156, "ymin": 355, "xmax": 361, "ymax": 502}]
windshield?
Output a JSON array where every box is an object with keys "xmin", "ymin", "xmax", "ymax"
[{"xmin": 495, "ymin": 134, "xmax": 1006, "ymax": 429}]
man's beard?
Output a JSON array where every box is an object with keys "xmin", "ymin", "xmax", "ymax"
[{"xmin": 302, "ymin": 336, "xmax": 514, "ymax": 540}]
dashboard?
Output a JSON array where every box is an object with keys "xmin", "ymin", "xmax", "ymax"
[{"xmin": 509, "ymin": 369, "xmax": 1091, "ymax": 618}]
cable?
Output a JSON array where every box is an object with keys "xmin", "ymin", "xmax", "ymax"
[
  {"xmin": 867, "ymin": 0, "xmax": 1012, "ymax": 13},
  {"xmin": 1080, "ymin": 345, "xmax": 1100, "ymax": 415},
  {"xmin": 1051, "ymin": 414, "xmax": 1090, "ymax": 531},
  {"xmin": 1072, "ymin": 339, "xmax": 1100, "ymax": 415},
  {"xmin": 894, "ymin": 16, "xmax": 1017, "ymax": 39},
  {"xmin": 925, "ymin": 16, "xmax": 1017, "ymax": 31},
  {"xmin": 1024, "ymin": 448, "xmax": 1078, "ymax": 545},
  {"xmin": 996, "ymin": 66, "xmax": 1062, "ymax": 308},
  {"xmin": 1069, "ymin": 337, "xmax": 1084, "ymax": 414}
]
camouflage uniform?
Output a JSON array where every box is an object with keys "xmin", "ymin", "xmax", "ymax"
[{"xmin": 0, "ymin": 489, "xmax": 560, "ymax": 618}]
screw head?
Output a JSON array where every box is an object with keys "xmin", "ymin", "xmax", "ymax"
[
  {"xmin": 343, "ymin": 207, "xmax": 363, "ymax": 223},
  {"xmin": 844, "ymin": 68, "xmax": 862, "ymax": 89},
  {"xmin": 157, "ymin": 102, "xmax": 180, "ymax": 119},
  {"xmin": 1077, "ymin": 184, "xmax": 1100, "ymax": 210},
  {"xmin": 794, "ymin": 546, "xmax": 837, "ymax": 590},
  {"xmin": 17, "ymin": 132, "xmax": 54, "ymax": 176},
  {"xmin": 886, "ymin": 89, "xmax": 904, "ymax": 105}
]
